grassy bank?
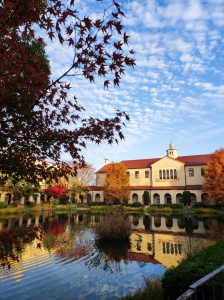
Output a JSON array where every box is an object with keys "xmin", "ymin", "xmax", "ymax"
[
  {"xmin": 1, "ymin": 202, "xmax": 223, "ymax": 216},
  {"xmin": 147, "ymin": 204, "xmax": 224, "ymax": 216},
  {"xmin": 0, "ymin": 204, "xmax": 77, "ymax": 215},
  {"xmin": 0, "ymin": 204, "xmax": 53, "ymax": 214},
  {"xmin": 163, "ymin": 239, "xmax": 224, "ymax": 299},
  {"xmin": 54, "ymin": 204, "xmax": 77, "ymax": 212}
]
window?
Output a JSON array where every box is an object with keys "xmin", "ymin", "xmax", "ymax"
[
  {"xmin": 189, "ymin": 168, "xmax": 194, "ymax": 177},
  {"xmin": 162, "ymin": 242, "xmax": 182, "ymax": 255},
  {"xmin": 159, "ymin": 170, "xmax": 162, "ymax": 179},
  {"xmin": 145, "ymin": 171, "xmax": 149, "ymax": 178},
  {"xmin": 135, "ymin": 171, "xmax": 139, "ymax": 179},
  {"xmin": 163, "ymin": 169, "xmax": 166, "ymax": 179},
  {"xmin": 170, "ymin": 169, "xmax": 173, "ymax": 179},
  {"xmin": 174, "ymin": 169, "xmax": 177, "ymax": 179},
  {"xmin": 166, "ymin": 169, "xmax": 169, "ymax": 179},
  {"xmin": 147, "ymin": 243, "xmax": 152, "ymax": 251},
  {"xmin": 127, "ymin": 171, "xmax": 130, "ymax": 176},
  {"xmin": 201, "ymin": 168, "xmax": 205, "ymax": 176}
]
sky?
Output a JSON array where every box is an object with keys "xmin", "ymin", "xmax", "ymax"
[{"xmin": 46, "ymin": 0, "xmax": 224, "ymax": 171}]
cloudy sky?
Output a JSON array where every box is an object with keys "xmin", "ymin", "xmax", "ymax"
[{"xmin": 46, "ymin": 0, "xmax": 224, "ymax": 171}]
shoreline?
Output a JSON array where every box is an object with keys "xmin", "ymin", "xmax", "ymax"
[{"xmin": 0, "ymin": 204, "xmax": 224, "ymax": 216}]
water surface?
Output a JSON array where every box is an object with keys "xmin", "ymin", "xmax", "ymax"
[{"xmin": 0, "ymin": 212, "xmax": 222, "ymax": 299}]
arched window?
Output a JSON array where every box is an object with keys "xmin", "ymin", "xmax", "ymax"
[
  {"xmin": 174, "ymin": 169, "xmax": 177, "ymax": 179},
  {"xmin": 5, "ymin": 193, "xmax": 12, "ymax": 205},
  {"xmin": 95, "ymin": 193, "xmax": 101, "ymax": 202},
  {"xmin": 164, "ymin": 193, "xmax": 172, "ymax": 204},
  {"xmin": 176, "ymin": 193, "xmax": 183, "ymax": 204},
  {"xmin": 153, "ymin": 193, "xmax": 160, "ymax": 204},
  {"xmin": 87, "ymin": 193, "xmax": 92, "ymax": 204},
  {"xmin": 192, "ymin": 218, "xmax": 199, "ymax": 230},
  {"xmin": 132, "ymin": 193, "xmax": 138, "ymax": 202},
  {"xmin": 170, "ymin": 169, "xmax": 173, "ymax": 179},
  {"xmin": 159, "ymin": 170, "xmax": 162, "ymax": 179},
  {"xmin": 166, "ymin": 217, "xmax": 173, "ymax": 228},
  {"xmin": 163, "ymin": 169, "xmax": 166, "ymax": 179},
  {"xmin": 154, "ymin": 216, "xmax": 161, "ymax": 227},
  {"xmin": 177, "ymin": 217, "xmax": 185, "ymax": 229},
  {"xmin": 166, "ymin": 169, "xmax": 169, "ymax": 179},
  {"xmin": 190, "ymin": 193, "xmax": 196, "ymax": 204},
  {"xmin": 201, "ymin": 193, "xmax": 208, "ymax": 203}
]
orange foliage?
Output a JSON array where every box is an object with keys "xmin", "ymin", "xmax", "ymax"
[
  {"xmin": 104, "ymin": 163, "xmax": 130, "ymax": 204},
  {"xmin": 203, "ymin": 148, "xmax": 224, "ymax": 204}
]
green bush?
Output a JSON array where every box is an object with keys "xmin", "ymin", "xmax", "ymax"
[
  {"xmin": 162, "ymin": 240, "xmax": 224, "ymax": 299},
  {"xmin": 95, "ymin": 214, "xmax": 131, "ymax": 240},
  {"xmin": 131, "ymin": 201, "xmax": 142, "ymax": 207},
  {"xmin": 89, "ymin": 202, "xmax": 110, "ymax": 206},
  {"xmin": 0, "ymin": 202, "xmax": 8, "ymax": 208},
  {"xmin": 150, "ymin": 203, "xmax": 182, "ymax": 209},
  {"xmin": 194, "ymin": 202, "xmax": 206, "ymax": 208},
  {"xmin": 59, "ymin": 195, "xmax": 69, "ymax": 205}
]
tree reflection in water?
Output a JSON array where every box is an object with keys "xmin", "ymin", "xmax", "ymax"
[
  {"xmin": 86, "ymin": 239, "xmax": 131, "ymax": 272},
  {"xmin": 0, "ymin": 226, "xmax": 43, "ymax": 269}
]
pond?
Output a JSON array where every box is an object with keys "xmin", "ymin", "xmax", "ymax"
[{"xmin": 0, "ymin": 212, "xmax": 223, "ymax": 300}]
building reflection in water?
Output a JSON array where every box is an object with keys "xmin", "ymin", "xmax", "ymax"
[{"xmin": 0, "ymin": 212, "xmax": 222, "ymax": 274}]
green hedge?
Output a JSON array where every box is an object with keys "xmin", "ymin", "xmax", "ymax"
[
  {"xmin": 150, "ymin": 204, "xmax": 183, "ymax": 209},
  {"xmin": 0, "ymin": 202, "xmax": 8, "ymax": 208},
  {"xmin": 89, "ymin": 202, "xmax": 111, "ymax": 206},
  {"xmin": 162, "ymin": 240, "xmax": 224, "ymax": 299},
  {"xmin": 131, "ymin": 201, "xmax": 142, "ymax": 207}
]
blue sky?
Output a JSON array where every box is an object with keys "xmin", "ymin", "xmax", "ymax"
[{"xmin": 46, "ymin": 0, "xmax": 224, "ymax": 171}]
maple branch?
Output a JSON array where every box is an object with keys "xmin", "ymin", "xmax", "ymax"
[{"xmin": 0, "ymin": 1, "xmax": 21, "ymax": 31}]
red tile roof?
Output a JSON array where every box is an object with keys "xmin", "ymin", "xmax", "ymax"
[
  {"xmin": 83, "ymin": 185, "xmax": 103, "ymax": 191},
  {"xmin": 96, "ymin": 154, "xmax": 212, "ymax": 173},
  {"xmin": 129, "ymin": 185, "xmax": 202, "ymax": 190},
  {"xmin": 127, "ymin": 252, "xmax": 160, "ymax": 264},
  {"xmin": 177, "ymin": 154, "xmax": 212, "ymax": 165},
  {"xmin": 84, "ymin": 185, "xmax": 202, "ymax": 191}
]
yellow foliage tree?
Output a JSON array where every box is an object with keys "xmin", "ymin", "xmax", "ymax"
[
  {"xmin": 203, "ymin": 148, "xmax": 224, "ymax": 204},
  {"xmin": 104, "ymin": 163, "xmax": 130, "ymax": 204}
]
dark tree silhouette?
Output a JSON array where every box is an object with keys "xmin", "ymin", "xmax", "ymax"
[{"xmin": 0, "ymin": 0, "xmax": 135, "ymax": 184}]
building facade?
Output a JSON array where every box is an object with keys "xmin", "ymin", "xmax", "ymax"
[{"xmin": 89, "ymin": 144, "xmax": 211, "ymax": 204}]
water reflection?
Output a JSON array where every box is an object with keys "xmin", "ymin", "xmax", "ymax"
[
  {"xmin": 0, "ymin": 226, "xmax": 43, "ymax": 269},
  {"xmin": 0, "ymin": 213, "xmax": 223, "ymax": 300}
]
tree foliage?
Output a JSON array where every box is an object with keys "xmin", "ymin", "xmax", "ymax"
[
  {"xmin": 183, "ymin": 191, "xmax": 191, "ymax": 208},
  {"xmin": 45, "ymin": 184, "xmax": 67, "ymax": 199},
  {"xmin": 3, "ymin": 178, "xmax": 39, "ymax": 203},
  {"xmin": 143, "ymin": 191, "xmax": 150, "ymax": 205},
  {"xmin": 203, "ymin": 148, "xmax": 224, "ymax": 204},
  {"xmin": 104, "ymin": 162, "xmax": 130, "ymax": 203},
  {"xmin": 0, "ymin": 0, "xmax": 135, "ymax": 184},
  {"xmin": 59, "ymin": 164, "xmax": 95, "ymax": 200}
]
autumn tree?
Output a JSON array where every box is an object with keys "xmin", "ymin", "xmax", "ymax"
[
  {"xmin": 45, "ymin": 185, "xmax": 67, "ymax": 203},
  {"xmin": 203, "ymin": 148, "xmax": 224, "ymax": 204},
  {"xmin": 0, "ymin": 0, "xmax": 135, "ymax": 184},
  {"xmin": 104, "ymin": 162, "xmax": 130, "ymax": 204}
]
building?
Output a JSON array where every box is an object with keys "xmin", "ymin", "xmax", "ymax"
[{"xmin": 88, "ymin": 144, "xmax": 211, "ymax": 204}]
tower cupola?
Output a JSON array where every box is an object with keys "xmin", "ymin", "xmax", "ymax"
[{"xmin": 166, "ymin": 143, "xmax": 178, "ymax": 159}]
